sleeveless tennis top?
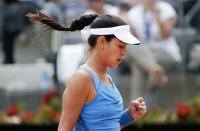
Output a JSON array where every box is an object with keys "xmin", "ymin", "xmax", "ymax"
[{"xmin": 73, "ymin": 64, "xmax": 124, "ymax": 131}]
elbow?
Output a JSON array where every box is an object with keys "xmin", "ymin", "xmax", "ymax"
[
  {"xmin": 161, "ymin": 31, "xmax": 171, "ymax": 39},
  {"xmin": 161, "ymin": 26, "xmax": 174, "ymax": 39}
]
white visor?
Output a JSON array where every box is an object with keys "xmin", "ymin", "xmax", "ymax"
[{"xmin": 81, "ymin": 25, "xmax": 140, "ymax": 45}]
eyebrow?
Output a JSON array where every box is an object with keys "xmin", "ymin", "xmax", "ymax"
[{"xmin": 119, "ymin": 41, "xmax": 128, "ymax": 46}]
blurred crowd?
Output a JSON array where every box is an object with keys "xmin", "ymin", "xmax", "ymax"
[{"xmin": 0, "ymin": 0, "xmax": 200, "ymax": 110}]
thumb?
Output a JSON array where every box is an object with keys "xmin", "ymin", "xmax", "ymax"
[
  {"xmin": 130, "ymin": 100, "xmax": 140, "ymax": 109},
  {"xmin": 136, "ymin": 97, "xmax": 144, "ymax": 103}
]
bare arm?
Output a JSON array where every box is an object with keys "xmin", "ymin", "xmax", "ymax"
[
  {"xmin": 57, "ymin": 70, "xmax": 92, "ymax": 131},
  {"xmin": 156, "ymin": 15, "xmax": 176, "ymax": 39}
]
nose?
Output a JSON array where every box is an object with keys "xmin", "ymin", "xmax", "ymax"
[{"xmin": 121, "ymin": 47, "xmax": 127, "ymax": 56}]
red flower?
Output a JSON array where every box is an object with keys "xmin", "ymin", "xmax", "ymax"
[
  {"xmin": 20, "ymin": 111, "xmax": 34, "ymax": 123},
  {"xmin": 6, "ymin": 104, "xmax": 19, "ymax": 117},
  {"xmin": 176, "ymin": 103, "xmax": 191, "ymax": 115},
  {"xmin": 43, "ymin": 90, "xmax": 57, "ymax": 104},
  {"xmin": 176, "ymin": 103, "xmax": 192, "ymax": 121}
]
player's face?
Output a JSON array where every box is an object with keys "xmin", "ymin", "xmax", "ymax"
[{"xmin": 102, "ymin": 37, "xmax": 127, "ymax": 69}]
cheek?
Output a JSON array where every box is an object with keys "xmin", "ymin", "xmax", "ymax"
[
  {"xmin": 103, "ymin": 43, "xmax": 120, "ymax": 62},
  {"xmin": 105, "ymin": 47, "xmax": 116, "ymax": 55},
  {"xmin": 103, "ymin": 50, "xmax": 113, "ymax": 60},
  {"xmin": 110, "ymin": 47, "xmax": 120, "ymax": 58},
  {"xmin": 105, "ymin": 48, "xmax": 119, "ymax": 62}
]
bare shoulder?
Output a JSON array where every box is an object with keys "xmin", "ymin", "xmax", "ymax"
[
  {"xmin": 69, "ymin": 69, "xmax": 92, "ymax": 85},
  {"xmin": 64, "ymin": 69, "xmax": 93, "ymax": 95},
  {"xmin": 61, "ymin": 69, "xmax": 94, "ymax": 113}
]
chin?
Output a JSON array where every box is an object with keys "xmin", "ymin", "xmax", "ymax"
[{"xmin": 110, "ymin": 64, "xmax": 119, "ymax": 69}]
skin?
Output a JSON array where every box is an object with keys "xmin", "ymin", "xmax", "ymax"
[
  {"xmin": 143, "ymin": 0, "xmax": 176, "ymax": 39},
  {"xmin": 127, "ymin": 0, "xmax": 170, "ymax": 87},
  {"xmin": 86, "ymin": 0, "xmax": 105, "ymax": 15},
  {"xmin": 141, "ymin": 0, "xmax": 171, "ymax": 85},
  {"xmin": 57, "ymin": 36, "xmax": 146, "ymax": 131}
]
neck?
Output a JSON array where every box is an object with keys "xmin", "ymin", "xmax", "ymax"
[
  {"xmin": 95, "ymin": 6, "xmax": 104, "ymax": 15},
  {"xmin": 97, "ymin": 10, "xmax": 104, "ymax": 16},
  {"xmin": 86, "ymin": 51, "xmax": 107, "ymax": 77},
  {"xmin": 144, "ymin": 1, "xmax": 154, "ymax": 11}
]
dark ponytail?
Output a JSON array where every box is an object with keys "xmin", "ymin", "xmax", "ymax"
[
  {"xmin": 26, "ymin": 10, "xmax": 98, "ymax": 32},
  {"xmin": 26, "ymin": 10, "xmax": 128, "ymax": 51}
]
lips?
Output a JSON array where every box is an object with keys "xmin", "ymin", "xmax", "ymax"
[{"xmin": 117, "ymin": 59, "xmax": 121, "ymax": 63}]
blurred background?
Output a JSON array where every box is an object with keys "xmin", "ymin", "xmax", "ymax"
[{"xmin": 0, "ymin": 0, "xmax": 200, "ymax": 130}]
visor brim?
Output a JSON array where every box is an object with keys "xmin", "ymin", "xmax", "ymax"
[{"xmin": 115, "ymin": 32, "xmax": 141, "ymax": 45}]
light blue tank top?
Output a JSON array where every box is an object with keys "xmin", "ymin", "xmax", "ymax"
[{"xmin": 73, "ymin": 64, "xmax": 124, "ymax": 131}]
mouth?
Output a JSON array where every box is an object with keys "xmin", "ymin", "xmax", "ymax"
[{"xmin": 117, "ymin": 59, "xmax": 121, "ymax": 63}]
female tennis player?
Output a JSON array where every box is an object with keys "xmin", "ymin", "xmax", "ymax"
[{"xmin": 26, "ymin": 11, "xmax": 146, "ymax": 131}]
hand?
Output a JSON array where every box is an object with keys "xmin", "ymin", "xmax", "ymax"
[
  {"xmin": 148, "ymin": 65, "xmax": 168, "ymax": 87},
  {"xmin": 16, "ymin": 33, "xmax": 28, "ymax": 47},
  {"xmin": 154, "ymin": 6, "xmax": 161, "ymax": 17},
  {"xmin": 128, "ymin": 97, "xmax": 147, "ymax": 120}
]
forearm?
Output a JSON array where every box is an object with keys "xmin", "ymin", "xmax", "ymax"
[{"xmin": 156, "ymin": 16, "xmax": 173, "ymax": 38}]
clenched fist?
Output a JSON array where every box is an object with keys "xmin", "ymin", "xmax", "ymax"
[{"xmin": 128, "ymin": 97, "xmax": 147, "ymax": 120}]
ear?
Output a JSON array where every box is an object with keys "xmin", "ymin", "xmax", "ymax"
[{"xmin": 96, "ymin": 36, "xmax": 106, "ymax": 49}]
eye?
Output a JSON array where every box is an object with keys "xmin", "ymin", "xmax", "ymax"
[{"xmin": 119, "ymin": 46, "xmax": 124, "ymax": 48}]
